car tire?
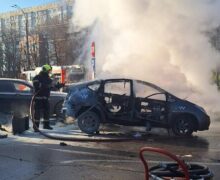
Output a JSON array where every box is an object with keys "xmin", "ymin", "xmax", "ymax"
[
  {"xmin": 77, "ymin": 111, "xmax": 100, "ymax": 134},
  {"xmin": 172, "ymin": 115, "xmax": 194, "ymax": 137}
]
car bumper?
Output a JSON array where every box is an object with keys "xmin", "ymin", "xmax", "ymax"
[{"xmin": 198, "ymin": 114, "xmax": 210, "ymax": 131}]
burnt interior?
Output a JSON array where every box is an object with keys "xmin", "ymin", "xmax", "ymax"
[{"xmin": 97, "ymin": 79, "xmax": 168, "ymax": 127}]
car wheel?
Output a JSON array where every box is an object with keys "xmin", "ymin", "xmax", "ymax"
[
  {"xmin": 77, "ymin": 111, "xmax": 100, "ymax": 134},
  {"xmin": 55, "ymin": 101, "xmax": 65, "ymax": 121},
  {"xmin": 172, "ymin": 116, "xmax": 194, "ymax": 137}
]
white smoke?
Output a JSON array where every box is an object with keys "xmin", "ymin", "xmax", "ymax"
[{"xmin": 71, "ymin": 0, "xmax": 220, "ymax": 116}]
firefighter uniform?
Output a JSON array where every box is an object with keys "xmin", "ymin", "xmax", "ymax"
[{"xmin": 32, "ymin": 64, "xmax": 53, "ymax": 131}]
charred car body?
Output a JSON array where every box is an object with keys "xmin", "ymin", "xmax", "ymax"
[{"xmin": 63, "ymin": 79, "xmax": 210, "ymax": 136}]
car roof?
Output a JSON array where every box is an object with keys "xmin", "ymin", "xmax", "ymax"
[
  {"xmin": 101, "ymin": 78, "xmax": 166, "ymax": 90},
  {"xmin": 68, "ymin": 78, "xmax": 167, "ymax": 93}
]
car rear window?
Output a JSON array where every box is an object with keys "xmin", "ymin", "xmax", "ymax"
[{"xmin": 0, "ymin": 81, "xmax": 15, "ymax": 92}]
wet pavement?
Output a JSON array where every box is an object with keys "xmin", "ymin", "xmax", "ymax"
[{"xmin": 0, "ymin": 121, "xmax": 219, "ymax": 180}]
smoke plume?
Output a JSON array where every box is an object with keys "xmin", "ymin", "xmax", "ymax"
[{"xmin": 71, "ymin": 0, "xmax": 220, "ymax": 116}]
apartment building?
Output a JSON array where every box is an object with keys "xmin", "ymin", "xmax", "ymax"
[{"xmin": 0, "ymin": 0, "xmax": 74, "ymax": 70}]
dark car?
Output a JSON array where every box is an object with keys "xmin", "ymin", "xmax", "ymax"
[
  {"xmin": 0, "ymin": 78, "xmax": 67, "ymax": 119},
  {"xmin": 63, "ymin": 78, "xmax": 210, "ymax": 136}
]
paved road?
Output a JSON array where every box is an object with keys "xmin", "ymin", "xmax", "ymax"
[{"xmin": 0, "ymin": 121, "xmax": 219, "ymax": 180}]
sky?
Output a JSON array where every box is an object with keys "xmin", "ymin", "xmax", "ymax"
[{"xmin": 0, "ymin": 0, "xmax": 57, "ymax": 13}]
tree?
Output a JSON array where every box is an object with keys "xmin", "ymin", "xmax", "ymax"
[
  {"xmin": 209, "ymin": 26, "xmax": 220, "ymax": 90},
  {"xmin": 0, "ymin": 6, "xmax": 89, "ymax": 77},
  {"xmin": 0, "ymin": 22, "xmax": 20, "ymax": 77},
  {"xmin": 40, "ymin": 15, "xmax": 88, "ymax": 66},
  {"xmin": 0, "ymin": 41, "xmax": 5, "ymax": 77}
]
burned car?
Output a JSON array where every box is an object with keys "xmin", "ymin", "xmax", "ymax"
[{"xmin": 63, "ymin": 79, "xmax": 210, "ymax": 136}]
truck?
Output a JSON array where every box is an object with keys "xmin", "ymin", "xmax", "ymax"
[{"xmin": 21, "ymin": 65, "xmax": 86, "ymax": 84}]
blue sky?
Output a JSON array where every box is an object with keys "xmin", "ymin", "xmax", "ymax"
[{"xmin": 0, "ymin": 0, "xmax": 57, "ymax": 13}]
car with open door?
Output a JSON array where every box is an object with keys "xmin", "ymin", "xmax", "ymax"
[{"xmin": 63, "ymin": 78, "xmax": 210, "ymax": 136}]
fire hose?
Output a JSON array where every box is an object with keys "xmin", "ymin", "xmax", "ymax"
[
  {"xmin": 30, "ymin": 90, "xmax": 140, "ymax": 142},
  {"xmin": 139, "ymin": 147, "xmax": 213, "ymax": 180}
]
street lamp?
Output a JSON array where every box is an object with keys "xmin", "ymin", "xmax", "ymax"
[{"xmin": 12, "ymin": 4, "xmax": 30, "ymax": 69}]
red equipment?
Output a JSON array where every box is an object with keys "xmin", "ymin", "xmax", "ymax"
[
  {"xmin": 91, "ymin": 41, "xmax": 95, "ymax": 58},
  {"xmin": 61, "ymin": 68, "xmax": 66, "ymax": 84},
  {"xmin": 139, "ymin": 147, "xmax": 213, "ymax": 180},
  {"xmin": 140, "ymin": 147, "xmax": 190, "ymax": 180}
]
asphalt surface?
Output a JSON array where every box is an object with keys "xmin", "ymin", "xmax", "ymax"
[{"xmin": 0, "ymin": 121, "xmax": 219, "ymax": 180}]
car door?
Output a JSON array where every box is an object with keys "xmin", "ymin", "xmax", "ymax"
[
  {"xmin": 101, "ymin": 79, "xmax": 134, "ymax": 122},
  {"xmin": 133, "ymin": 80, "xmax": 168, "ymax": 124}
]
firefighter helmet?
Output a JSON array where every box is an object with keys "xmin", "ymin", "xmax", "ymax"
[{"xmin": 42, "ymin": 64, "xmax": 52, "ymax": 72}]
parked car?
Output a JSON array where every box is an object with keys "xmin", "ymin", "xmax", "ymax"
[
  {"xmin": 63, "ymin": 78, "xmax": 210, "ymax": 136},
  {"xmin": 0, "ymin": 78, "xmax": 67, "ymax": 119}
]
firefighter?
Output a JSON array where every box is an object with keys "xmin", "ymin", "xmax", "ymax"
[{"xmin": 32, "ymin": 64, "xmax": 64, "ymax": 132}]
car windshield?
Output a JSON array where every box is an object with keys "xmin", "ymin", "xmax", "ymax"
[
  {"xmin": 67, "ymin": 80, "xmax": 101, "ymax": 93},
  {"xmin": 88, "ymin": 82, "xmax": 101, "ymax": 92}
]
